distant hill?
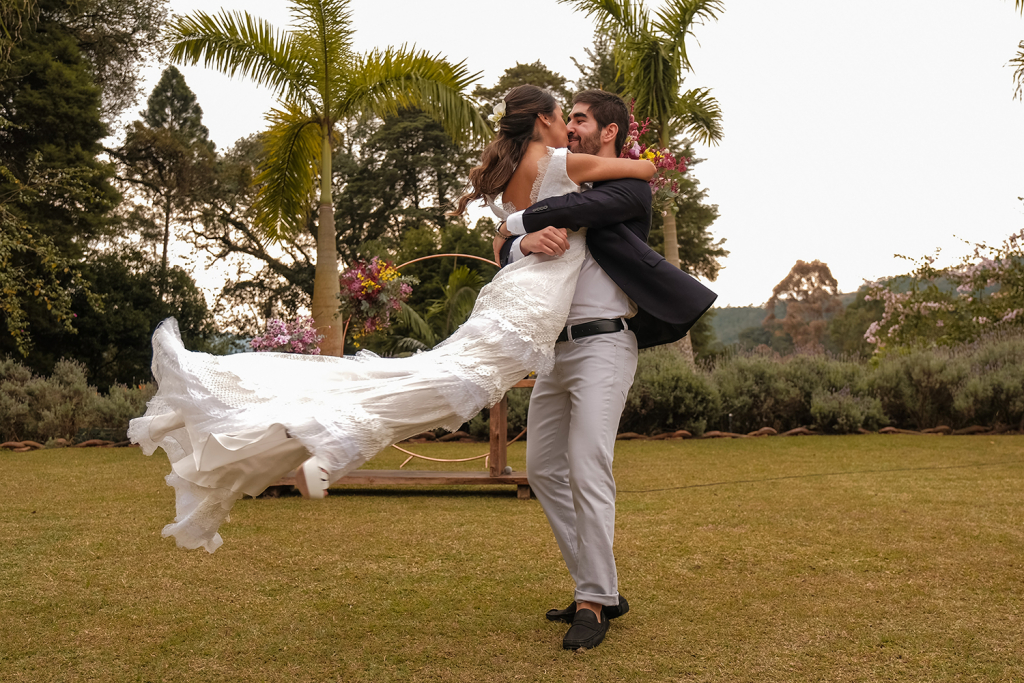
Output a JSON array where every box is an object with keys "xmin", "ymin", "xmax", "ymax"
[
  {"xmin": 709, "ymin": 291, "xmax": 860, "ymax": 346},
  {"xmin": 710, "ymin": 306, "xmax": 768, "ymax": 346}
]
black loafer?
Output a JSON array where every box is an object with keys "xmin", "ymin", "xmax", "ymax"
[
  {"xmin": 546, "ymin": 594, "xmax": 630, "ymax": 623},
  {"xmin": 562, "ymin": 607, "xmax": 608, "ymax": 650}
]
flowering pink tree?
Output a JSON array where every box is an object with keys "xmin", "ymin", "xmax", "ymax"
[
  {"xmin": 250, "ymin": 316, "xmax": 324, "ymax": 355},
  {"xmin": 864, "ymin": 229, "xmax": 1024, "ymax": 350}
]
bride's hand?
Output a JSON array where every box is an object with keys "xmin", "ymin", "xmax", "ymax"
[
  {"xmin": 492, "ymin": 233, "xmax": 506, "ymax": 263},
  {"xmin": 521, "ymin": 227, "xmax": 570, "ymax": 257}
]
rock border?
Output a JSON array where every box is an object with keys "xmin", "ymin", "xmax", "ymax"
[{"xmin": 2, "ymin": 424, "xmax": 1019, "ymax": 452}]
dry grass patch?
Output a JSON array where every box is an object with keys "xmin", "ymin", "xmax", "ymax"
[{"xmin": 2, "ymin": 436, "xmax": 1023, "ymax": 682}]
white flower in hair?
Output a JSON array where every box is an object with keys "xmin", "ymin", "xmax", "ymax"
[{"xmin": 487, "ymin": 100, "xmax": 507, "ymax": 132}]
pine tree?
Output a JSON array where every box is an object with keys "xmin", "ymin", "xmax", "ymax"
[
  {"xmin": 115, "ymin": 65, "xmax": 215, "ymax": 298},
  {"xmin": 142, "ymin": 65, "xmax": 211, "ymax": 146}
]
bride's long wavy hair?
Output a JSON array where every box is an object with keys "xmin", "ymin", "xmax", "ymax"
[{"xmin": 449, "ymin": 85, "xmax": 558, "ymax": 216}]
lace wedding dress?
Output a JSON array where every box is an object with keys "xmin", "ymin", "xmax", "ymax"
[{"xmin": 129, "ymin": 147, "xmax": 586, "ymax": 552}]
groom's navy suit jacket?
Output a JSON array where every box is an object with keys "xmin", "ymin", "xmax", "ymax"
[{"xmin": 499, "ymin": 177, "xmax": 717, "ymax": 350}]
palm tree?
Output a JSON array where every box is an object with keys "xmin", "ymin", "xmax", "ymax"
[
  {"xmin": 168, "ymin": 0, "xmax": 488, "ymax": 355},
  {"xmin": 559, "ymin": 0, "xmax": 725, "ymax": 270}
]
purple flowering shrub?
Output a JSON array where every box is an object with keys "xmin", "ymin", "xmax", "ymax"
[{"xmin": 250, "ymin": 316, "xmax": 323, "ymax": 355}]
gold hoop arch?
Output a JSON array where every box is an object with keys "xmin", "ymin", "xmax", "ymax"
[
  {"xmin": 387, "ymin": 252, "xmax": 520, "ymax": 469},
  {"xmin": 394, "ymin": 426, "xmax": 528, "ymax": 469},
  {"xmin": 397, "ymin": 253, "xmax": 499, "ymax": 270}
]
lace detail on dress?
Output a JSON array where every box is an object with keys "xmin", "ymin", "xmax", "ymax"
[
  {"xmin": 530, "ymin": 147, "xmax": 555, "ymax": 204},
  {"xmin": 131, "ymin": 144, "xmax": 586, "ymax": 552}
]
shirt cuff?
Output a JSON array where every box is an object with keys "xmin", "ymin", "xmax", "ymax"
[
  {"xmin": 509, "ymin": 236, "xmax": 526, "ymax": 262},
  {"xmin": 506, "ymin": 210, "xmax": 526, "ymax": 235}
]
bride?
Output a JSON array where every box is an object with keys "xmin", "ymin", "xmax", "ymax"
[{"xmin": 128, "ymin": 85, "xmax": 656, "ymax": 552}]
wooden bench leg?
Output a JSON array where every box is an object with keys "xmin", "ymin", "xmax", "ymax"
[{"xmin": 517, "ymin": 484, "xmax": 531, "ymax": 500}]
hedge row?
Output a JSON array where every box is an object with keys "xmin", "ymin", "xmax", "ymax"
[
  {"xmin": 0, "ymin": 358, "xmax": 155, "ymax": 444},
  {"xmin": 620, "ymin": 331, "xmax": 1024, "ymax": 436},
  {"xmin": 6, "ymin": 330, "xmax": 1024, "ymax": 444}
]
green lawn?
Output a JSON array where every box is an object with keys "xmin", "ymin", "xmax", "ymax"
[{"xmin": 2, "ymin": 436, "xmax": 1023, "ymax": 682}]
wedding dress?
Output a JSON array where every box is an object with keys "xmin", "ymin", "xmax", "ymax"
[{"xmin": 129, "ymin": 147, "xmax": 586, "ymax": 552}]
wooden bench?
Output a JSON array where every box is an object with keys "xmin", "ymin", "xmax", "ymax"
[{"xmin": 277, "ymin": 380, "xmax": 534, "ymax": 499}]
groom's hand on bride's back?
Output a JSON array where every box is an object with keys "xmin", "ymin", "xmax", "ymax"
[{"xmin": 521, "ymin": 227, "xmax": 569, "ymax": 257}]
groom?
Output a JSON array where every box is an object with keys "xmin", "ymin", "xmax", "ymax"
[{"xmin": 496, "ymin": 89, "xmax": 716, "ymax": 650}]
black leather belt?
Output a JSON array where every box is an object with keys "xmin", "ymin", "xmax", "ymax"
[{"xmin": 556, "ymin": 318, "xmax": 626, "ymax": 343}]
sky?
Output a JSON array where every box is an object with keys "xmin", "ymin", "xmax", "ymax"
[{"xmin": 146, "ymin": 0, "xmax": 1024, "ymax": 307}]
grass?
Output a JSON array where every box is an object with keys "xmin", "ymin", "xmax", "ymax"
[{"xmin": 2, "ymin": 436, "xmax": 1023, "ymax": 682}]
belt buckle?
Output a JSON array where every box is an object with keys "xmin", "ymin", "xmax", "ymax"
[{"xmin": 565, "ymin": 322, "xmax": 575, "ymax": 343}]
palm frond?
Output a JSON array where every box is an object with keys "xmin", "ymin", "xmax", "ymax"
[
  {"xmin": 385, "ymin": 336, "xmax": 432, "ymax": 356},
  {"xmin": 427, "ymin": 266, "xmax": 482, "ymax": 337},
  {"xmin": 652, "ymin": 0, "xmax": 723, "ymax": 65},
  {"xmin": 288, "ymin": 0, "xmax": 355, "ymax": 114},
  {"xmin": 621, "ymin": 32, "xmax": 679, "ymax": 138},
  {"xmin": 340, "ymin": 46, "xmax": 488, "ymax": 145},
  {"xmin": 673, "ymin": 87, "xmax": 723, "ymax": 145},
  {"xmin": 1013, "ymin": 40, "xmax": 1024, "ymax": 101},
  {"xmin": 167, "ymin": 10, "xmax": 314, "ymax": 110},
  {"xmin": 556, "ymin": 0, "xmax": 647, "ymax": 36},
  {"xmin": 652, "ymin": 0, "xmax": 724, "ymax": 73},
  {"xmin": 395, "ymin": 302, "xmax": 437, "ymax": 349},
  {"xmin": 251, "ymin": 105, "xmax": 322, "ymax": 240}
]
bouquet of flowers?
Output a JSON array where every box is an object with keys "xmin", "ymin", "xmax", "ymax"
[
  {"xmin": 250, "ymin": 316, "xmax": 323, "ymax": 354},
  {"xmin": 338, "ymin": 257, "xmax": 416, "ymax": 342},
  {"xmin": 620, "ymin": 103, "xmax": 688, "ymax": 200}
]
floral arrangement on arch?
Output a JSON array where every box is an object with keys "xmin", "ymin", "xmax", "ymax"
[
  {"xmin": 619, "ymin": 102, "xmax": 688, "ymax": 201},
  {"xmin": 338, "ymin": 257, "xmax": 416, "ymax": 343},
  {"xmin": 250, "ymin": 316, "xmax": 324, "ymax": 355}
]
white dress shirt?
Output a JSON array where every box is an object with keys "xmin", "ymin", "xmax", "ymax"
[{"xmin": 505, "ymin": 208, "xmax": 634, "ymax": 326}]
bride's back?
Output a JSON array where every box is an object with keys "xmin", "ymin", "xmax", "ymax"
[{"xmin": 501, "ymin": 143, "xmax": 549, "ymax": 211}]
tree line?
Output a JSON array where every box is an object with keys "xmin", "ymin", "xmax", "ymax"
[{"xmin": 0, "ymin": 0, "xmax": 729, "ymax": 390}]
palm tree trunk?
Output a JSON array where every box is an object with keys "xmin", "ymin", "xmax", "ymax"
[
  {"xmin": 662, "ymin": 193, "xmax": 695, "ymax": 363},
  {"xmin": 312, "ymin": 128, "xmax": 343, "ymax": 356},
  {"xmin": 662, "ymin": 203, "xmax": 679, "ymax": 269}
]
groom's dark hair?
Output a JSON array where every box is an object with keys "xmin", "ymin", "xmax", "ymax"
[{"xmin": 572, "ymin": 90, "xmax": 630, "ymax": 155}]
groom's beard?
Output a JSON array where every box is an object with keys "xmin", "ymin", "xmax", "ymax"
[{"xmin": 568, "ymin": 130, "xmax": 601, "ymax": 155}]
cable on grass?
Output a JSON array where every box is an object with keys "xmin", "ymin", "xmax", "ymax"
[{"xmin": 618, "ymin": 459, "xmax": 1024, "ymax": 494}]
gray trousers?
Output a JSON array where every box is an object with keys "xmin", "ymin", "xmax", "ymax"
[{"xmin": 526, "ymin": 329, "xmax": 638, "ymax": 606}]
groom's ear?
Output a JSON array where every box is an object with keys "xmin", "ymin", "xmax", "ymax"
[{"xmin": 601, "ymin": 122, "xmax": 618, "ymax": 145}]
